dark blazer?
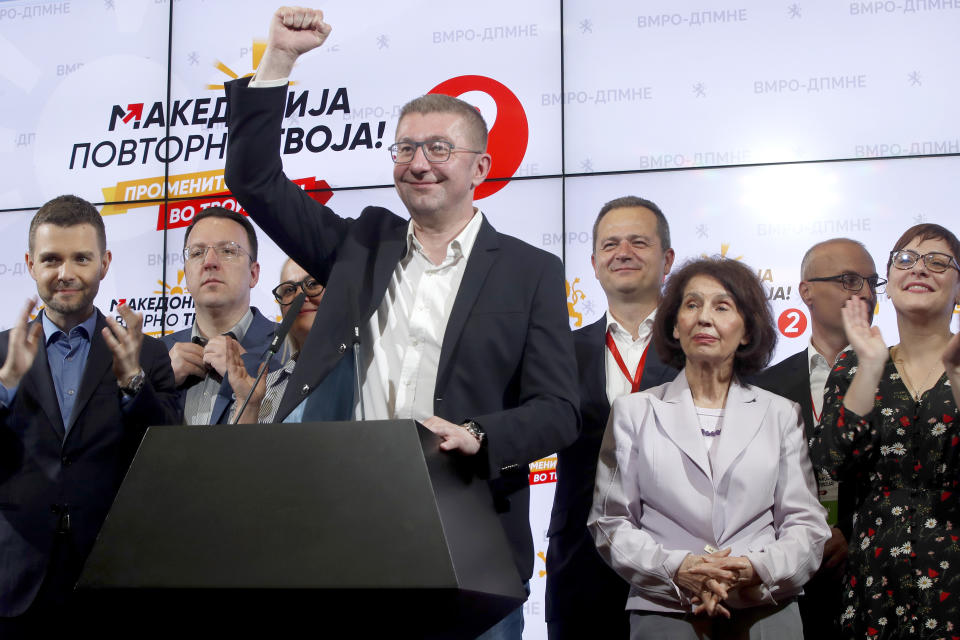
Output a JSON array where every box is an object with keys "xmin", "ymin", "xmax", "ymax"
[
  {"xmin": 161, "ymin": 307, "xmax": 278, "ymax": 425},
  {"xmin": 0, "ymin": 311, "xmax": 180, "ymax": 617},
  {"xmin": 753, "ymin": 348, "xmax": 857, "ymax": 536},
  {"xmin": 753, "ymin": 350, "xmax": 815, "ymax": 438},
  {"xmin": 545, "ymin": 315, "xmax": 676, "ymax": 632},
  {"xmin": 753, "ymin": 347, "xmax": 853, "ymax": 640},
  {"xmin": 224, "ymin": 77, "xmax": 580, "ymax": 580}
]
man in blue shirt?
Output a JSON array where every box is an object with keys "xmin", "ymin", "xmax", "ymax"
[{"xmin": 0, "ymin": 195, "xmax": 180, "ymax": 634}]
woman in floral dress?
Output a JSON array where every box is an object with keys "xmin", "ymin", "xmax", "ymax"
[{"xmin": 812, "ymin": 223, "xmax": 960, "ymax": 639}]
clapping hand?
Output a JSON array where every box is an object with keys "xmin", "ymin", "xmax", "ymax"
[
  {"xmin": 942, "ymin": 331, "xmax": 960, "ymax": 406},
  {"xmin": 102, "ymin": 303, "xmax": 145, "ymax": 387},
  {"xmin": 226, "ymin": 338, "xmax": 267, "ymax": 424},
  {"xmin": 841, "ymin": 296, "xmax": 887, "ymax": 370},
  {"xmin": 0, "ymin": 298, "xmax": 43, "ymax": 390}
]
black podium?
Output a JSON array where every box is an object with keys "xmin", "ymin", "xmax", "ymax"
[{"xmin": 76, "ymin": 420, "xmax": 525, "ymax": 637}]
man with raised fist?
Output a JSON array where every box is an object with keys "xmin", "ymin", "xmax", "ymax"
[
  {"xmin": 0, "ymin": 195, "xmax": 179, "ymax": 635},
  {"xmin": 224, "ymin": 7, "xmax": 579, "ymax": 638}
]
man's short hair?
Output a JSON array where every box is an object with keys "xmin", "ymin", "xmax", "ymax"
[
  {"xmin": 29, "ymin": 194, "xmax": 106, "ymax": 255},
  {"xmin": 887, "ymin": 223, "xmax": 960, "ymax": 275},
  {"xmin": 398, "ymin": 94, "xmax": 488, "ymax": 151},
  {"xmin": 182, "ymin": 206, "xmax": 259, "ymax": 261},
  {"xmin": 800, "ymin": 238, "xmax": 871, "ymax": 280},
  {"xmin": 591, "ymin": 196, "xmax": 671, "ymax": 254},
  {"xmin": 653, "ymin": 257, "xmax": 777, "ymax": 379}
]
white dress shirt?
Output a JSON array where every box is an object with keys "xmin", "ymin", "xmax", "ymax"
[
  {"xmin": 356, "ymin": 211, "xmax": 483, "ymax": 422},
  {"xmin": 604, "ymin": 310, "xmax": 656, "ymax": 405}
]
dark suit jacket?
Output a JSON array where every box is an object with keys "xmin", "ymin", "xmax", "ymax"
[
  {"xmin": 545, "ymin": 315, "xmax": 676, "ymax": 626},
  {"xmin": 753, "ymin": 350, "xmax": 815, "ymax": 439},
  {"xmin": 224, "ymin": 77, "xmax": 580, "ymax": 579},
  {"xmin": 161, "ymin": 307, "xmax": 278, "ymax": 425},
  {"xmin": 0, "ymin": 311, "xmax": 180, "ymax": 616},
  {"xmin": 753, "ymin": 348, "xmax": 852, "ymax": 638},
  {"xmin": 753, "ymin": 348, "xmax": 853, "ymax": 539}
]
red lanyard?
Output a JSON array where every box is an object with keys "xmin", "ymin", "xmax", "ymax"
[
  {"xmin": 606, "ymin": 329, "xmax": 650, "ymax": 393},
  {"xmin": 810, "ymin": 390, "xmax": 822, "ymax": 425}
]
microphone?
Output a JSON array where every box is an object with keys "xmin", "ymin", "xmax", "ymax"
[
  {"xmin": 267, "ymin": 292, "xmax": 306, "ymax": 355},
  {"xmin": 349, "ymin": 288, "xmax": 365, "ymax": 421},
  {"xmin": 352, "ymin": 325, "xmax": 365, "ymax": 421},
  {"xmin": 232, "ymin": 292, "xmax": 306, "ymax": 425}
]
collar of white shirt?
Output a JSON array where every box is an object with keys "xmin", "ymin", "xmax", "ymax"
[
  {"xmin": 605, "ymin": 308, "xmax": 657, "ymax": 344},
  {"xmin": 807, "ymin": 340, "xmax": 852, "ymax": 420},
  {"xmin": 807, "ymin": 341, "xmax": 830, "ymax": 377},
  {"xmin": 807, "ymin": 340, "xmax": 852, "ymax": 375},
  {"xmin": 405, "ymin": 209, "xmax": 484, "ymax": 267}
]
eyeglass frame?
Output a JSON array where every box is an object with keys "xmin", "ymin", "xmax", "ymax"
[
  {"xmin": 805, "ymin": 272, "xmax": 887, "ymax": 293},
  {"xmin": 889, "ymin": 249, "xmax": 960, "ymax": 273},
  {"xmin": 182, "ymin": 241, "xmax": 251, "ymax": 263},
  {"xmin": 388, "ymin": 140, "xmax": 484, "ymax": 164},
  {"xmin": 272, "ymin": 277, "xmax": 325, "ymax": 305}
]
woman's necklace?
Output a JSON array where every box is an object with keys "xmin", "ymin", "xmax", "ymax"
[{"xmin": 892, "ymin": 346, "xmax": 941, "ymax": 402}]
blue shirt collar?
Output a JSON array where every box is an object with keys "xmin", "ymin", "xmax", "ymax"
[{"xmin": 42, "ymin": 308, "xmax": 98, "ymax": 345}]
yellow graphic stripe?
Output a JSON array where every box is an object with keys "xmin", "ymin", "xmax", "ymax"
[{"xmin": 101, "ymin": 169, "xmax": 226, "ymax": 215}]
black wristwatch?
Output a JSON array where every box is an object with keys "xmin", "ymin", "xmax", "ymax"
[
  {"xmin": 120, "ymin": 369, "xmax": 146, "ymax": 397},
  {"xmin": 461, "ymin": 420, "xmax": 486, "ymax": 446}
]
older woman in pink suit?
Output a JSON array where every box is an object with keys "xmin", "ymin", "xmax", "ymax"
[{"xmin": 589, "ymin": 257, "xmax": 830, "ymax": 639}]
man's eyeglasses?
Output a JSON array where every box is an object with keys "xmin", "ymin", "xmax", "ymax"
[
  {"xmin": 388, "ymin": 140, "xmax": 483, "ymax": 164},
  {"xmin": 890, "ymin": 249, "xmax": 960, "ymax": 273},
  {"xmin": 806, "ymin": 273, "xmax": 887, "ymax": 294},
  {"xmin": 183, "ymin": 242, "xmax": 250, "ymax": 263},
  {"xmin": 272, "ymin": 277, "xmax": 324, "ymax": 305}
]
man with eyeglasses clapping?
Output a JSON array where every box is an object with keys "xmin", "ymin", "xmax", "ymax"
[
  {"xmin": 162, "ymin": 207, "xmax": 282, "ymax": 425},
  {"xmin": 753, "ymin": 237, "xmax": 882, "ymax": 640}
]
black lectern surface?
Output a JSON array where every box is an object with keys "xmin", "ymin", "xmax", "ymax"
[{"xmin": 77, "ymin": 420, "xmax": 525, "ymax": 638}]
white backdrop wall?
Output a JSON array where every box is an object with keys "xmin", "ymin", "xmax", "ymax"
[{"xmin": 0, "ymin": 1, "xmax": 957, "ymax": 636}]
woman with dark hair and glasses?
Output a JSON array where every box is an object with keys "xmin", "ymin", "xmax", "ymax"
[
  {"xmin": 812, "ymin": 223, "xmax": 960, "ymax": 638},
  {"xmin": 226, "ymin": 258, "xmax": 345, "ymax": 424},
  {"xmin": 590, "ymin": 257, "xmax": 829, "ymax": 639}
]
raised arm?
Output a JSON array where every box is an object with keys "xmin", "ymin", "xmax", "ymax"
[
  {"xmin": 942, "ymin": 331, "xmax": 960, "ymax": 408},
  {"xmin": 0, "ymin": 298, "xmax": 43, "ymax": 394},
  {"xmin": 224, "ymin": 7, "xmax": 354, "ymax": 285},
  {"xmin": 838, "ymin": 296, "xmax": 888, "ymax": 415},
  {"xmin": 256, "ymin": 7, "xmax": 332, "ymax": 82}
]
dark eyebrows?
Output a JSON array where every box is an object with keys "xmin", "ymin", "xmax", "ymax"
[
  {"xmin": 36, "ymin": 249, "xmax": 96, "ymax": 261},
  {"xmin": 601, "ymin": 233, "xmax": 653, "ymax": 245},
  {"xmin": 682, "ymin": 290, "xmax": 734, "ymax": 305}
]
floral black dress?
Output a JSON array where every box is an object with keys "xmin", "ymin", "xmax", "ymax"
[{"xmin": 811, "ymin": 350, "xmax": 960, "ymax": 639}]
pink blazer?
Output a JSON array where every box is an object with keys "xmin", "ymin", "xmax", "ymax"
[{"xmin": 588, "ymin": 371, "xmax": 829, "ymax": 613}]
